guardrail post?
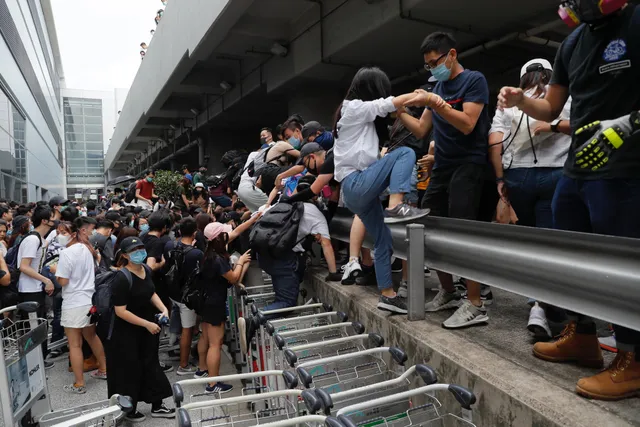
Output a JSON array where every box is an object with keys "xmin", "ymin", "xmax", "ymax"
[{"xmin": 406, "ymin": 224, "xmax": 425, "ymax": 321}]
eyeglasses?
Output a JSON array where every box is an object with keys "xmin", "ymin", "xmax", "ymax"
[{"xmin": 424, "ymin": 52, "xmax": 448, "ymax": 71}]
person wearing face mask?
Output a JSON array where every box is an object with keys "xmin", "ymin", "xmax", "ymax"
[
  {"xmin": 192, "ymin": 182, "xmax": 209, "ymax": 211},
  {"xmin": 301, "ymin": 121, "xmax": 334, "ymax": 150},
  {"xmin": 46, "ymin": 196, "xmax": 70, "ymax": 244},
  {"xmin": 259, "ymin": 127, "xmax": 273, "ymax": 147},
  {"xmin": 56, "ymin": 217, "xmax": 108, "ymax": 394},
  {"xmin": 282, "ymin": 120, "xmax": 304, "ymax": 150},
  {"xmin": 105, "ymin": 236, "xmax": 175, "ymax": 421},
  {"xmin": 89, "ymin": 220, "xmax": 116, "ymax": 270},
  {"xmin": 399, "ymin": 32, "xmax": 492, "ymax": 329}
]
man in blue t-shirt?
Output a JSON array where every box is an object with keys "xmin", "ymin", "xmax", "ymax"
[{"xmin": 400, "ymin": 32, "xmax": 493, "ymax": 330}]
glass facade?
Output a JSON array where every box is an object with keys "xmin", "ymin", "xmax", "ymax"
[
  {"xmin": 0, "ymin": 88, "xmax": 28, "ymax": 202},
  {"xmin": 63, "ymin": 97, "xmax": 105, "ymax": 187}
]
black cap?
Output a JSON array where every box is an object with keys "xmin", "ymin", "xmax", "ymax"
[
  {"xmin": 49, "ymin": 196, "xmax": 69, "ymax": 208},
  {"xmin": 224, "ymin": 211, "xmax": 242, "ymax": 224},
  {"xmin": 296, "ymin": 142, "xmax": 325, "ymax": 165},
  {"xmin": 301, "ymin": 121, "xmax": 323, "ymax": 141},
  {"xmin": 119, "ymin": 236, "xmax": 145, "ymax": 254},
  {"xmin": 12, "ymin": 215, "xmax": 29, "ymax": 231}
]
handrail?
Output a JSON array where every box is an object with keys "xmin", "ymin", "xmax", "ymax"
[{"xmin": 329, "ymin": 213, "xmax": 640, "ymax": 329}]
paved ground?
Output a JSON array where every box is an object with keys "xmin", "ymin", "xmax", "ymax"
[{"xmin": 34, "ymin": 346, "xmax": 241, "ymax": 427}]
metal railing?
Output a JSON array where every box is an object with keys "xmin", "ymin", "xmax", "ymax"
[{"xmin": 329, "ymin": 214, "xmax": 640, "ymax": 329}]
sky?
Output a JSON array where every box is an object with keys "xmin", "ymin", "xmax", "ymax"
[{"xmin": 51, "ymin": 0, "xmax": 163, "ymax": 91}]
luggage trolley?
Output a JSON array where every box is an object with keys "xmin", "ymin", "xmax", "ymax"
[
  {"xmin": 292, "ymin": 347, "xmax": 409, "ymax": 395},
  {"xmin": 246, "ymin": 415, "xmax": 344, "ymax": 427},
  {"xmin": 336, "ymin": 383, "xmax": 477, "ymax": 427},
  {"xmin": 0, "ymin": 302, "xmax": 51, "ymax": 427},
  {"xmin": 38, "ymin": 394, "xmax": 133, "ymax": 427}
]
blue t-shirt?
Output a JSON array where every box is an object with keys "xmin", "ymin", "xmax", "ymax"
[{"xmin": 431, "ymin": 69, "xmax": 490, "ymax": 169}]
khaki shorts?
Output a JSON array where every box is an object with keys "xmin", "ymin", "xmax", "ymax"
[{"xmin": 171, "ymin": 300, "xmax": 197, "ymax": 329}]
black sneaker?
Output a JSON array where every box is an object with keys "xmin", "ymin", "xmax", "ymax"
[
  {"xmin": 151, "ymin": 403, "xmax": 175, "ymax": 418},
  {"xmin": 391, "ymin": 258, "xmax": 403, "ymax": 273},
  {"xmin": 377, "ymin": 295, "xmax": 408, "ymax": 314},
  {"xmin": 44, "ymin": 360, "xmax": 54, "ymax": 370},
  {"xmin": 355, "ymin": 265, "xmax": 375, "ymax": 286},
  {"xmin": 159, "ymin": 362, "xmax": 173, "ymax": 373},
  {"xmin": 206, "ymin": 382, "xmax": 234, "ymax": 394},
  {"xmin": 126, "ymin": 411, "xmax": 146, "ymax": 423},
  {"xmin": 48, "ymin": 346, "xmax": 68, "ymax": 360},
  {"xmin": 383, "ymin": 204, "xmax": 430, "ymax": 224}
]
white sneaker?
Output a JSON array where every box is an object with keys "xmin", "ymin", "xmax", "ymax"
[
  {"xmin": 341, "ymin": 259, "xmax": 362, "ymax": 285},
  {"xmin": 397, "ymin": 281, "xmax": 408, "ymax": 298},
  {"xmin": 425, "ymin": 289, "xmax": 462, "ymax": 312},
  {"xmin": 527, "ymin": 302, "xmax": 551, "ymax": 339},
  {"xmin": 442, "ymin": 300, "xmax": 489, "ymax": 329}
]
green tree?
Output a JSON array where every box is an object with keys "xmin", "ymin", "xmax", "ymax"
[{"xmin": 153, "ymin": 169, "xmax": 182, "ymax": 201}]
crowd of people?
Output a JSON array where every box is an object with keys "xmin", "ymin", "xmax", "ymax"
[{"xmin": 0, "ymin": 1, "xmax": 638, "ymax": 419}]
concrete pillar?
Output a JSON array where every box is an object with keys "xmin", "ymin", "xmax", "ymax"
[
  {"xmin": 170, "ymin": 159, "xmax": 177, "ymax": 172},
  {"xmin": 198, "ymin": 138, "xmax": 205, "ymax": 167}
]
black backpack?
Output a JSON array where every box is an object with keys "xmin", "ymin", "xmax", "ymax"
[
  {"xmin": 221, "ymin": 150, "xmax": 246, "ymax": 169},
  {"xmin": 92, "ymin": 266, "xmax": 148, "ymax": 340},
  {"xmin": 180, "ymin": 260, "xmax": 202, "ymax": 312},
  {"xmin": 249, "ymin": 202, "xmax": 305, "ymax": 257},
  {"xmin": 165, "ymin": 243, "xmax": 194, "ymax": 297},
  {"xmin": 124, "ymin": 181, "xmax": 138, "ymax": 204},
  {"xmin": 5, "ymin": 232, "xmax": 43, "ymax": 289}
]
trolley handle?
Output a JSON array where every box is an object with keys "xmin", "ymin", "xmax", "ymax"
[
  {"xmin": 325, "ymin": 417, "xmax": 345, "ymax": 427},
  {"xmin": 389, "ymin": 347, "xmax": 408, "ymax": 365},
  {"xmin": 274, "ymin": 333, "xmax": 286, "ymax": 350},
  {"xmin": 0, "ymin": 301, "xmax": 39, "ymax": 316},
  {"xmin": 284, "ymin": 348, "xmax": 297, "ymax": 367},
  {"xmin": 266, "ymin": 321, "xmax": 276, "ymax": 335},
  {"xmin": 416, "ymin": 364, "xmax": 438, "ymax": 385},
  {"xmin": 351, "ymin": 321, "xmax": 365, "ymax": 334},
  {"xmin": 282, "ymin": 370, "xmax": 298, "ymax": 389},
  {"xmin": 314, "ymin": 388, "xmax": 333, "ymax": 415},
  {"xmin": 177, "ymin": 408, "xmax": 191, "ymax": 427},
  {"xmin": 322, "ymin": 302, "xmax": 333, "ymax": 312},
  {"xmin": 370, "ymin": 332, "xmax": 384, "ymax": 347},
  {"xmin": 336, "ymin": 311, "xmax": 347, "ymax": 322},
  {"xmin": 116, "ymin": 395, "xmax": 134, "ymax": 413},
  {"xmin": 338, "ymin": 415, "xmax": 357, "ymax": 427},
  {"xmin": 302, "ymin": 389, "xmax": 322, "ymax": 414},
  {"xmin": 172, "ymin": 383, "xmax": 185, "ymax": 407}
]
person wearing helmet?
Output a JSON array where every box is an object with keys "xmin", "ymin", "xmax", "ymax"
[{"xmin": 498, "ymin": 0, "xmax": 640, "ymax": 400}]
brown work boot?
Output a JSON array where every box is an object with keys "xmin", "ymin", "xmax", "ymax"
[
  {"xmin": 533, "ymin": 321, "xmax": 603, "ymax": 368},
  {"xmin": 576, "ymin": 351, "xmax": 640, "ymax": 400}
]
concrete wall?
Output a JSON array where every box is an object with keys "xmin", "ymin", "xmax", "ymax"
[{"xmin": 0, "ymin": 0, "xmax": 65, "ymax": 200}]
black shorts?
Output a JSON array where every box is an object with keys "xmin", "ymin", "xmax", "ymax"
[
  {"xmin": 198, "ymin": 298, "xmax": 227, "ymax": 326},
  {"xmin": 421, "ymin": 163, "xmax": 485, "ymax": 219}
]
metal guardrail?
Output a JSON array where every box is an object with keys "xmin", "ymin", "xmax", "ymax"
[{"xmin": 329, "ymin": 213, "xmax": 640, "ymax": 329}]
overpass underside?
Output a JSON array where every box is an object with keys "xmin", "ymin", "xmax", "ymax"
[{"xmin": 106, "ymin": 0, "xmax": 569, "ymax": 180}]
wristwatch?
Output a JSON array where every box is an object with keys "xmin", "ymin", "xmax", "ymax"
[{"xmin": 550, "ymin": 121, "xmax": 562, "ymax": 133}]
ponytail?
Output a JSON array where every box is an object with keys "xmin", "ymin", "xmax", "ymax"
[{"xmin": 70, "ymin": 217, "xmax": 99, "ymax": 261}]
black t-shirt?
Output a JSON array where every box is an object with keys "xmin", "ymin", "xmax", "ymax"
[
  {"xmin": 142, "ymin": 234, "xmax": 169, "ymax": 262},
  {"xmin": 111, "ymin": 267, "xmax": 156, "ymax": 325},
  {"xmin": 197, "ymin": 255, "xmax": 231, "ymax": 309},
  {"xmin": 551, "ymin": 5, "xmax": 640, "ymax": 179},
  {"xmin": 431, "ymin": 69, "xmax": 490, "ymax": 170},
  {"xmin": 163, "ymin": 240, "xmax": 204, "ymax": 302},
  {"xmin": 318, "ymin": 150, "xmax": 334, "ymax": 176}
]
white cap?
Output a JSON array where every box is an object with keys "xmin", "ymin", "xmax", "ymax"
[
  {"xmin": 520, "ymin": 58, "xmax": 553, "ymax": 78},
  {"xmin": 195, "ymin": 182, "xmax": 205, "ymax": 188}
]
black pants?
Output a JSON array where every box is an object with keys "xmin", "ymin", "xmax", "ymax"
[
  {"xmin": 19, "ymin": 292, "xmax": 48, "ymax": 358},
  {"xmin": 421, "ymin": 163, "xmax": 485, "ymax": 219}
]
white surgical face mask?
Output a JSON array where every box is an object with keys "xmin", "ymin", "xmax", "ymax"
[{"xmin": 57, "ymin": 234, "xmax": 71, "ymax": 247}]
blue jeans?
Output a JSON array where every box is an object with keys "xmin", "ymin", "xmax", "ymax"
[
  {"xmin": 504, "ymin": 167, "xmax": 563, "ymax": 228},
  {"xmin": 342, "ymin": 147, "xmax": 415, "ymax": 291},
  {"xmin": 552, "ymin": 175, "xmax": 640, "ymax": 348},
  {"xmin": 258, "ymin": 252, "xmax": 306, "ymax": 319}
]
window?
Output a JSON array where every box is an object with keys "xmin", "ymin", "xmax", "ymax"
[
  {"xmin": 84, "ymin": 116, "xmax": 101, "ymax": 125},
  {"xmin": 84, "ymin": 124, "xmax": 102, "ymax": 134},
  {"xmin": 86, "ymin": 151, "xmax": 104, "ymax": 159},
  {"xmin": 85, "ymin": 133, "xmax": 102, "ymax": 142},
  {"xmin": 87, "ymin": 159, "xmax": 104, "ymax": 168},
  {"xmin": 84, "ymin": 107, "xmax": 102, "ymax": 117},
  {"xmin": 85, "ymin": 142, "xmax": 103, "ymax": 150},
  {"xmin": 67, "ymin": 142, "xmax": 84, "ymax": 150},
  {"xmin": 66, "ymin": 150, "xmax": 86, "ymax": 159},
  {"xmin": 65, "ymin": 123, "xmax": 84, "ymax": 133}
]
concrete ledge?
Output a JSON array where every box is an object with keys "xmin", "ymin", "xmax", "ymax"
[{"xmin": 304, "ymin": 268, "xmax": 638, "ymax": 427}]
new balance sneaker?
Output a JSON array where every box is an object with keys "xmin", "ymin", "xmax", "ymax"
[
  {"xmin": 442, "ymin": 300, "xmax": 489, "ymax": 329},
  {"xmin": 151, "ymin": 403, "xmax": 175, "ymax": 418},
  {"xmin": 176, "ymin": 364, "xmax": 197, "ymax": 376},
  {"xmin": 159, "ymin": 362, "xmax": 173, "ymax": 373},
  {"xmin": 63, "ymin": 383, "xmax": 86, "ymax": 394},
  {"xmin": 126, "ymin": 411, "xmax": 146, "ymax": 423},
  {"xmin": 527, "ymin": 302, "xmax": 552, "ymax": 340},
  {"xmin": 194, "ymin": 369, "xmax": 209, "ymax": 379},
  {"xmin": 341, "ymin": 259, "xmax": 362, "ymax": 285},
  {"xmin": 397, "ymin": 281, "xmax": 408, "ymax": 298},
  {"xmin": 384, "ymin": 204, "xmax": 430, "ymax": 224},
  {"xmin": 462, "ymin": 285, "xmax": 494, "ymax": 306},
  {"xmin": 355, "ymin": 265, "xmax": 375, "ymax": 286},
  {"xmin": 206, "ymin": 382, "xmax": 234, "ymax": 394},
  {"xmin": 377, "ymin": 295, "xmax": 408, "ymax": 314},
  {"xmin": 425, "ymin": 289, "xmax": 462, "ymax": 312}
]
